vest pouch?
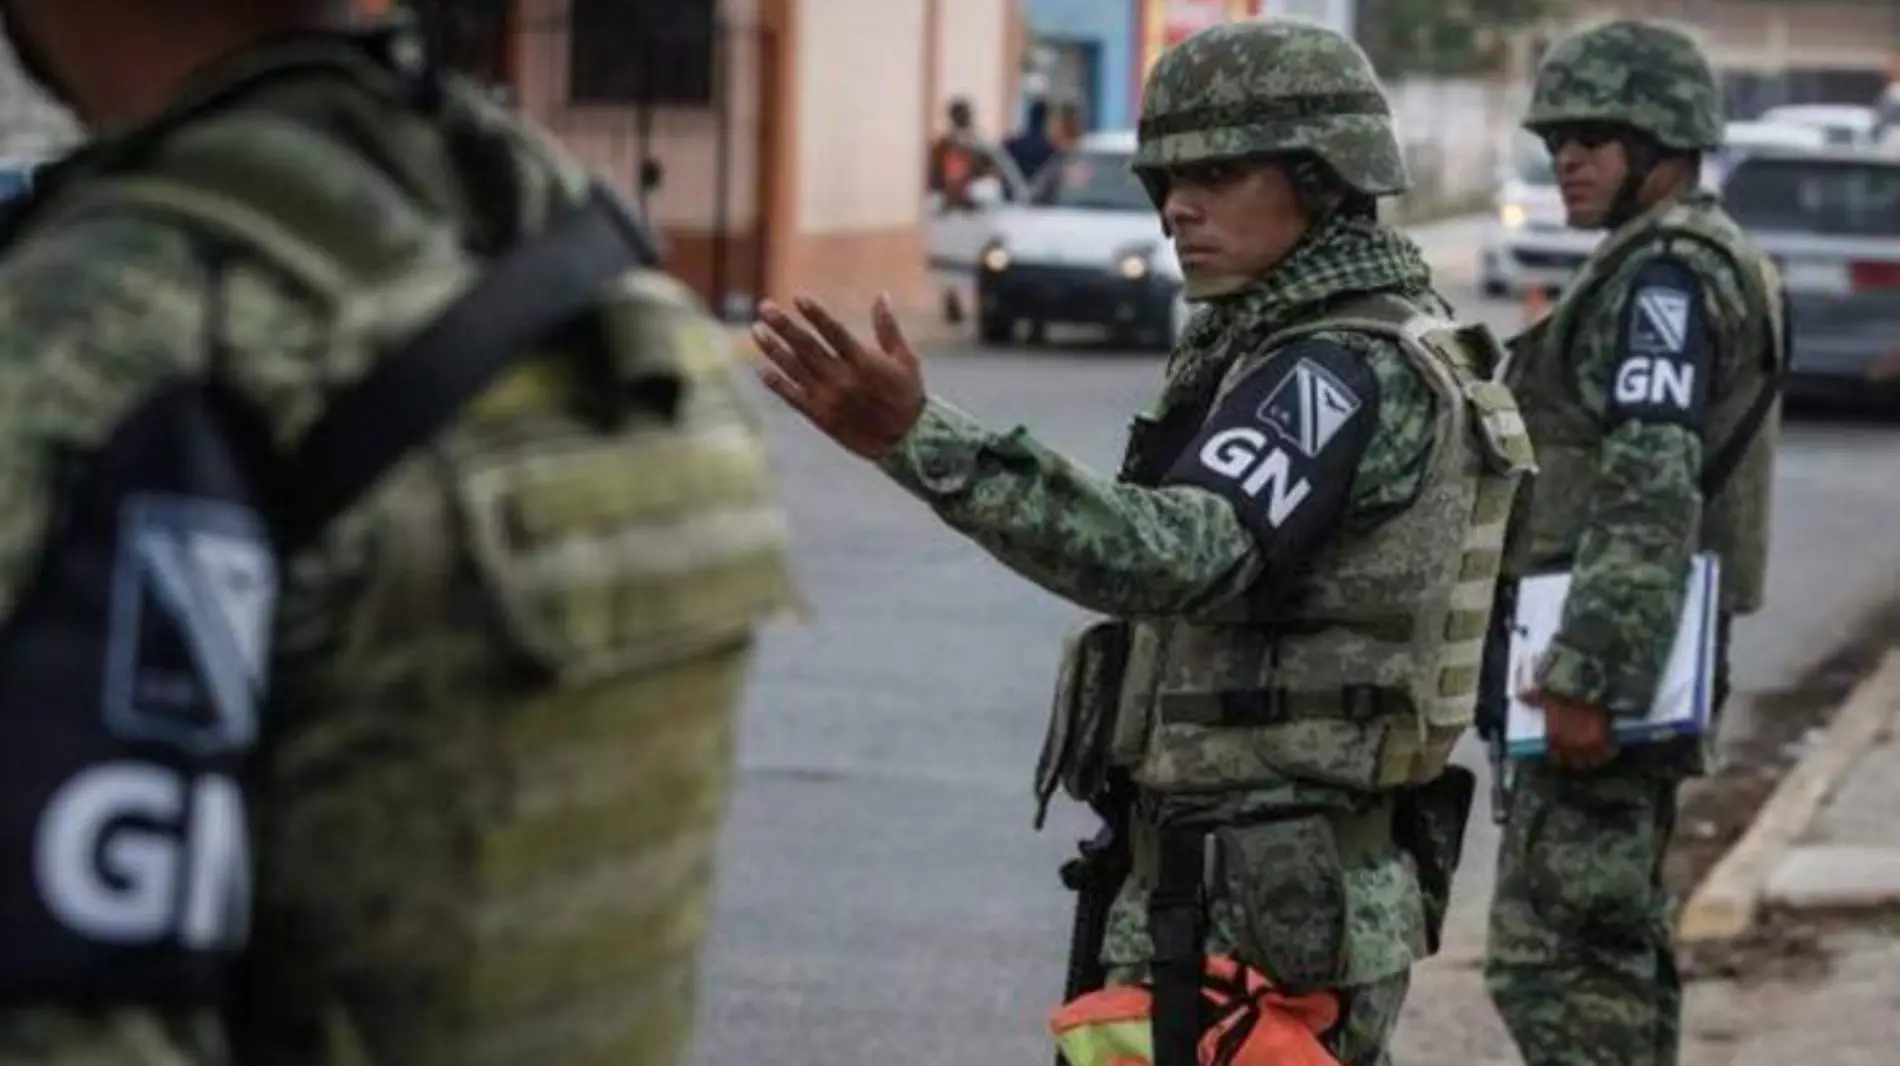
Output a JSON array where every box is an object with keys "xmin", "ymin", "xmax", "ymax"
[
  {"xmin": 0, "ymin": 379, "xmax": 282, "ymax": 1004},
  {"xmin": 1460, "ymin": 381, "xmax": 1537, "ymax": 480},
  {"xmin": 449, "ymin": 294, "xmax": 796, "ymax": 687},
  {"xmin": 1209, "ymin": 814, "xmax": 1350, "ymax": 990},
  {"xmin": 1035, "ymin": 619, "xmax": 1131, "ymax": 826}
]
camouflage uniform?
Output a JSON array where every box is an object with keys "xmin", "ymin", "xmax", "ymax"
[
  {"xmin": 880, "ymin": 23, "xmax": 1531, "ymax": 1066},
  {"xmin": 1484, "ymin": 22, "xmax": 1786, "ymax": 1066},
  {"xmin": 0, "ymin": 19, "xmax": 796, "ymax": 1066}
]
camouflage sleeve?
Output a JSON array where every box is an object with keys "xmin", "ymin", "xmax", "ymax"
[
  {"xmin": 873, "ymin": 330, "xmax": 1435, "ymax": 617},
  {"xmin": 0, "ymin": 218, "xmax": 230, "ymax": 1065},
  {"xmin": 1535, "ymin": 241, "xmax": 1746, "ymax": 713}
]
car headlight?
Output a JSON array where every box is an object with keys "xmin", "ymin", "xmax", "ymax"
[
  {"xmin": 980, "ymin": 242, "xmax": 1010, "ymax": 272},
  {"xmin": 1113, "ymin": 244, "xmax": 1153, "ymax": 280},
  {"xmin": 1499, "ymin": 201, "xmax": 1528, "ymax": 229}
]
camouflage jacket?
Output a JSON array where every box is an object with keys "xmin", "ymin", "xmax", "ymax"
[
  {"xmin": 1510, "ymin": 189, "xmax": 1780, "ymax": 715},
  {"xmin": 0, "ymin": 31, "xmax": 793, "ymax": 1066},
  {"xmin": 880, "ymin": 214, "xmax": 1455, "ymax": 989}
]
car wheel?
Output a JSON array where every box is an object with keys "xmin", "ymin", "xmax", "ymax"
[{"xmin": 979, "ymin": 310, "xmax": 1015, "ymax": 346}]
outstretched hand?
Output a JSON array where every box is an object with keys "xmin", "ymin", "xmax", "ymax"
[{"xmin": 751, "ymin": 293, "xmax": 926, "ymax": 460}]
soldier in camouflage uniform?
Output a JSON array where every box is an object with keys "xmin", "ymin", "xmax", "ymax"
[
  {"xmin": 0, "ymin": 2, "xmax": 796, "ymax": 1065},
  {"xmin": 753, "ymin": 21, "xmax": 1531, "ymax": 1066},
  {"xmin": 1483, "ymin": 21, "xmax": 1786, "ymax": 1066}
]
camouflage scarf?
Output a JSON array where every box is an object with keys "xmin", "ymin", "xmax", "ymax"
[{"xmin": 1195, "ymin": 211, "xmax": 1441, "ymax": 351}]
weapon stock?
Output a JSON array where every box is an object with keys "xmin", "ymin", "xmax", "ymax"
[
  {"xmin": 1478, "ymin": 577, "xmax": 1518, "ymax": 825},
  {"xmin": 1054, "ymin": 775, "xmax": 1134, "ymax": 1066}
]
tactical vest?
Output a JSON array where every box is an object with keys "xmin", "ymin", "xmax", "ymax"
[
  {"xmin": 1505, "ymin": 193, "xmax": 1784, "ymax": 614},
  {"xmin": 1114, "ymin": 295, "xmax": 1532, "ymax": 795},
  {"xmin": 0, "ymin": 35, "xmax": 795, "ymax": 1066}
]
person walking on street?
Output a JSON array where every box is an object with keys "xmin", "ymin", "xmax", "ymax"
[
  {"xmin": 0, "ymin": 3, "xmax": 797, "ymax": 1065},
  {"xmin": 1005, "ymin": 99, "xmax": 1060, "ymax": 184},
  {"xmin": 751, "ymin": 20, "xmax": 1532, "ymax": 1066},
  {"xmin": 928, "ymin": 96, "xmax": 993, "ymax": 211},
  {"xmin": 1483, "ymin": 20, "xmax": 1788, "ymax": 1066}
]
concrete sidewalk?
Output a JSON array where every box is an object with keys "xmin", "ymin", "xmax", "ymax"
[{"xmin": 1671, "ymin": 650, "xmax": 1900, "ymax": 1066}]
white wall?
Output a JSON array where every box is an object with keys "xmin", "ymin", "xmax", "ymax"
[
  {"xmin": 1386, "ymin": 77, "xmax": 1528, "ymax": 218},
  {"xmin": 795, "ymin": 0, "xmax": 930, "ymax": 231},
  {"xmin": 936, "ymin": 0, "xmax": 1014, "ymax": 139}
]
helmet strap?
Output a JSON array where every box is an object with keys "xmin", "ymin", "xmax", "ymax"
[{"xmin": 1604, "ymin": 133, "xmax": 1659, "ymax": 228}]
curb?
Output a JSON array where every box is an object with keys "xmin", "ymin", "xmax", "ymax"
[{"xmin": 1675, "ymin": 648, "xmax": 1900, "ymax": 944}]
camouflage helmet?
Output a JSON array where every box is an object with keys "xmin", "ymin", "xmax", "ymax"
[
  {"xmin": 1524, "ymin": 20, "xmax": 1724, "ymax": 151},
  {"xmin": 1132, "ymin": 19, "xmax": 1407, "ymax": 198}
]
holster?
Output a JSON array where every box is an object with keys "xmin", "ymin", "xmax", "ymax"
[{"xmin": 1391, "ymin": 766, "xmax": 1477, "ymax": 957}]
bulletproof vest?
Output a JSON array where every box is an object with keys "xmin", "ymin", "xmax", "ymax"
[
  {"xmin": 1505, "ymin": 192, "xmax": 1784, "ymax": 614},
  {"xmin": 1114, "ymin": 294, "xmax": 1533, "ymax": 794},
  {"xmin": 0, "ymin": 35, "xmax": 796, "ymax": 1066}
]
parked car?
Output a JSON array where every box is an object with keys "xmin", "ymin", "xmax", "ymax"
[
  {"xmin": 1705, "ymin": 120, "xmax": 1827, "ymax": 187},
  {"xmin": 1479, "ymin": 132, "xmax": 1602, "ymax": 298},
  {"xmin": 925, "ymin": 142, "xmax": 1031, "ymax": 325},
  {"xmin": 1719, "ymin": 145, "xmax": 1900, "ymax": 404},
  {"xmin": 1756, "ymin": 104, "xmax": 1880, "ymax": 149},
  {"xmin": 972, "ymin": 131, "xmax": 1188, "ymax": 350}
]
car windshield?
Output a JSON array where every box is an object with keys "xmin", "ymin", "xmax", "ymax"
[
  {"xmin": 1723, "ymin": 157, "xmax": 1900, "ymax": 237},
  {"xmin": 1513, "ymin": 136, "xmax": 1555, "ymax": 185},
  {"xmin": 1031, "ymin": 150, "xmax": 1151, "ymax": 211}
]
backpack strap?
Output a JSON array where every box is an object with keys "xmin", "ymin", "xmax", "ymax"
[{"xmin": 276, "ymin": 183, "xmax": 657, "ymax": 551}]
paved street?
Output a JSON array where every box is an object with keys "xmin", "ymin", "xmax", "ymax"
[{"xmin": 691, "ymin": 226, "xmax": 1900, "ymax": 1066}]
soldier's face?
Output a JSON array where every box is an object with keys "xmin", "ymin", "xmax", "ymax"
[
  {"xmin": 0, "ymin": 0, "xmax": 78, "ymax": 109},
  {"xmin": 1540, "ymin": 122, "xmax": 1629, "ymax": 230},
  {"xmin": 1160, "ymin": 160, "xmax": 1307, "ymax": 297}
]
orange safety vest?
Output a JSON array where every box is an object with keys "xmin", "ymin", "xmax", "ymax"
[{"xmin": 1049, "ymin": 956, "xmax": 1343, "ymax": 1066}]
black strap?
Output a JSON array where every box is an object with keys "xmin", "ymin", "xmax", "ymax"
[
  {"xmin": 276, "ymin": 183, "xmax": 654, "ymax": 551},
  {"xmin": 1149, "ymin": 832, "xmax": 1207, "ymax": 1066},
  {"xmin": 1698, "ymin": 287, "xmax": 1789, "ymax": 500}
]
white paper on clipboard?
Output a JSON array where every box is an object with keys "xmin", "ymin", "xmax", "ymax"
[{"xmin": 1504, "ymin": 553, "xmax": 1720, "ymax": 758}]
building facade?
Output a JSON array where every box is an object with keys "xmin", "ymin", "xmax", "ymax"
[
  {"xmin": 348, "ymin": 0, "xmax": 1023, "ymax": 319},
  {"xmin": 1560, "ymin": 0, "xmax": 1898, "ymax": 115},
  {"xmin": 1020, "ymin": 0, "xmax": 1140, "ymax": 133}
]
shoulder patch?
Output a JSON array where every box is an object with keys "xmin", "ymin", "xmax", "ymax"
[
  {"xmin": 1608, "ymin": 255, "xmax": 1713, "ymax": 431},
  {"xmin": 1162, "ymin": 337, "xmax": 1380, "ymax": 563},
  {"xmin": 1254, "ymin": 356, "xmax": 1364, "ymax": 459},
  {"xmin": 1628, "ymin": 285, "xmax": 1692, "ymax": 356}
]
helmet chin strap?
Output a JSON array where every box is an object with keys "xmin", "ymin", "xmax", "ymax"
[{"xmin": 1603, "ymin": 134, "xmax": 1660, "ymax": 229}]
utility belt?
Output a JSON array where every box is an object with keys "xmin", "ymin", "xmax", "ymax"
[
  {"xmin": 1035, "ymin": 618, "xmax": 1478, "ymax": 989},
  {"xmin": 0, "ymin": 184, "xmax": 655, "ymax": 1006}
]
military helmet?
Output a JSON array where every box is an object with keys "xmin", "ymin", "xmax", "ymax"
[
  {"xmin": 1524, "ymin": 20, "xmax": 1724, "ymax": 151},
  {"xmin": 1132, "ymin": 19, "xmax": 1407, "ymax": 198}
]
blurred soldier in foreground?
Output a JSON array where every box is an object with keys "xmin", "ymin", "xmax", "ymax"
[
  {"xmin": 0, "ymin": 1, "xmax": 796, "ymax": 1064},
  {"xmin": 752, "ymin": 20, "xmax": 1531, "ymax": 1066},
  {"xmin": 1482, "ymin": 20, "xmax": 1786, "ymax": 1066}
]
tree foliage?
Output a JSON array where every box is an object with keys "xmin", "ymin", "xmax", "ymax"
[{"xmin": 1356, "ymin": 0, "xmax": 1569, "ymax": 79}]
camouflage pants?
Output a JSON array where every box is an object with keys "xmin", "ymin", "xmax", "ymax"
[
  {"xmin": 1483, "ymin": 761, "xmax": 1683, "ymax": 1066},
  {"xmin": 0, "ymin": 1007, "xmax": 227, "ymax": 1066}
]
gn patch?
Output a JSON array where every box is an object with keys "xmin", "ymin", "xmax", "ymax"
[
  {"xmin": 1610, "ymin": 257, "xmax": 1712, "ymax": 430},
  {"xmin": 1164, "ymin": 338, "xmax": 1379, "ymax": 561}
]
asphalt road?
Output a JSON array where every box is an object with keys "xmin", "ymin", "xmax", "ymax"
[{"xmin": 690, "ymin": 238, "xmax": 1900, "ymax": 1066}]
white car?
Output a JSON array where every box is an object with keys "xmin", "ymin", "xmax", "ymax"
[
  {"xmin": 1705, "ymin": 120, "xmax": 1827, "ymax": 186},
  {"xmin": 1479, "ymin": 132, "xmax": 1602, "ymax": 298},
  {"xmin": 966, "ymin": 131, "xmax": 1190, "ymax": 350},
  {"xmin": 1756, "ymin": 104, "xmax": 1879, "ymax": 149},
  {"xmin": 923, "ymin": 141, "xmax": 1032, "ymax": 326}
]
